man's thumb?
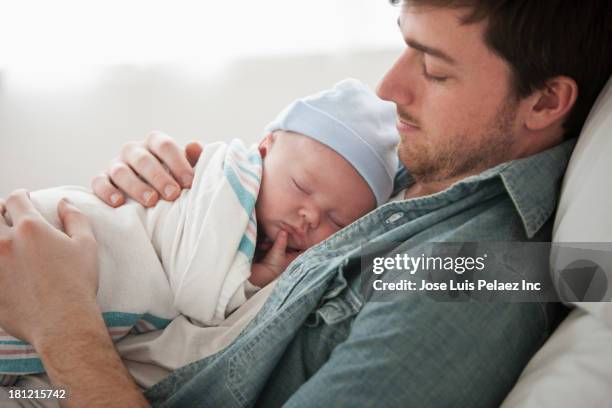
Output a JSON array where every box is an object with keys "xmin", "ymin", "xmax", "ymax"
[
  {"xmin": 58, "ymin": 198, "xmax": 96, "ymax": 242},
  {"xmin": 185, "ymin": 141, "xmax": 203, "ymax": 167}
]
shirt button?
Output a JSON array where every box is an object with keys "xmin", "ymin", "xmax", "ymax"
[
  {"xmin": 385, "ymin": 212, "xmax": 405, "ymax": 224},
  {"xmin": 288, "ymin": 263, "xmax": 304, "ymax": 277}
]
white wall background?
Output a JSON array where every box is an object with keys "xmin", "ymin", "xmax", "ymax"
[{"xmin": 0, "ymin": 1, "xmax": 403, "ymax": 197}]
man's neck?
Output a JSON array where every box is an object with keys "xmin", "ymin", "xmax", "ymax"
[{"xmin": 402, "ymin": 131, "xmax": 568, "ymax": 200}]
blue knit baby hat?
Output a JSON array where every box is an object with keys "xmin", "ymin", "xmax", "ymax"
[{"xmin": 265, "ymin": 78, "xmax": 399, "ymax": 205}]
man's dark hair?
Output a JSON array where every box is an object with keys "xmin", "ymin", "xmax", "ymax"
[{"xmin": 390, "ymin": 0, "xmax": 612, "ymax": 138}]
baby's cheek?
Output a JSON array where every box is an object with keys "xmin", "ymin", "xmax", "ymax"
[{"xmin": 310, "ymin": 225, "xmax": 339, "ymax": 247}]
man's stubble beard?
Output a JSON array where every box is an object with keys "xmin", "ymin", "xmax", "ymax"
[{"xmin": 398, "ymin": 99, "xmax": 518, "ymax": 184}]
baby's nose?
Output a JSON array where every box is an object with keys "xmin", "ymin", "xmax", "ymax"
[{"xmin": 299, "ymin": 207, "xmax": 320, "ymax": 230}]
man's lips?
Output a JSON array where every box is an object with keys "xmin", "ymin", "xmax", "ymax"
[{"xmin": 396, "ymin": 118, "xmax": 420, "ymax": 133}]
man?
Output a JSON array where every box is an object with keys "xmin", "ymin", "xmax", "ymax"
[{"xmin": 1, "ymin": 0, "xmax": 610, "ymax": 406}]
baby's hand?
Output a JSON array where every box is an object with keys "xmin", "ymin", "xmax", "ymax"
[{"xmin": 250, "ymin": 231, "xmax": 301, "ymax": 287}]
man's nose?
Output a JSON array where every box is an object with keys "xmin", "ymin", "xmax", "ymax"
[{"xmin": 376, "ymin": 48, "xmax": 417, "ymax": 106}]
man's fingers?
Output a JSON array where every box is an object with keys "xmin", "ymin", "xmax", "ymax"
[
  {"xmin": 107, "ymin": 162, "xmax": 160, "ymax": 207},
  {"xmin": 91, "ymin": 173, "xmax": 125, "ymax": 207},
  {"xmin": 118, "ymin": 143, "xmax": 180, "ymax": 202},
  {"xmin": 185, "ymin": 141, "xmax": 204, "ymax": 169},
  {"xmin": 0, "ymin": 199, "xmax": 7, "ymax": 227},
  {"xmin": 5, "ymin": 190, "xmax": 42, "ymax": 223},
  {"xmin": 57, "ymin": 199, "xmax": 96, "ymax": 244},
  {"xmin": 145, "ymin": 131, "xmax": 195, "ymax": 188},
  {"xmin": 96, "ymin": 132, "xmax": 195, "ymax": 209}
]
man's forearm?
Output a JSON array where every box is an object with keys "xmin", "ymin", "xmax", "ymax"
[{"xmin": 36, "ymin": 304, "xmax": 149, "ymax": 408}]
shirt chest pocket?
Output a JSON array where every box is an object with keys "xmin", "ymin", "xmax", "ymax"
[{"xmin": 305, "ymin": 258, "xmax": 364, "ymax": 327}]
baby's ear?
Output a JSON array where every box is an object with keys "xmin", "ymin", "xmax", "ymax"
[{"xmin": 258, "ymin": 132, "xmax": 275, "ymax": 158}]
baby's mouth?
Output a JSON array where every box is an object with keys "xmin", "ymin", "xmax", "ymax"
[{"xmin": 280, "ymin": 221, "xmax": 306, "ymax": 250}]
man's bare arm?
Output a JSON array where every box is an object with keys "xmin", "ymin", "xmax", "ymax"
[{"xmin": 37, "ymin": 307, "xmax": 148, "ymax": 407}]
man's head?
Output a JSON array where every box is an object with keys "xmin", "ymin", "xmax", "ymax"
[
  {"xmin": 256, "ymin": 131, "xmax": 376, "ymax": 251},
  {"xmin": 379, "ymin": 0, "xmax": 612, "ymax": 185}
]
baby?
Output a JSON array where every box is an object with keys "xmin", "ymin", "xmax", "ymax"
[{"xmin": 0, "ymin": 79, "xmax": 398, "ymax": 381}]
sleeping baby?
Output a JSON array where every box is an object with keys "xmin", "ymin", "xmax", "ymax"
[{"xmin": 0, "ymin": 79, "xmax": 399, "ymax": 382}]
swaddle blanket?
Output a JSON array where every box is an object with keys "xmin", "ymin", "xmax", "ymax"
[{"xmin": 0, "ymin": 139, "xmax": 262, "ymax": 377}]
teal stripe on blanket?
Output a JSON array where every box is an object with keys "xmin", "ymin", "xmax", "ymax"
[
  {"xmin": 141, "ymin": 313, "xmax": 173, "ymax": 329},
  {"xmin": 238, "ymin": 234, "xmax": 255, "ymax": 261},
  {"xmin": 236, "ymin": 162, "xmax": 261, "ymax": 184},
  {"xmin": 224, "ymin": 165, "xmax": 257, "ymax": 214},
  {"xmin": 103, "ymin": 311, "xmax": 141, "ymax": 327},
  {"xmin": 224, "ymin": 141, "xmax": 261, "ymax": 260},
  {"xmin": 238, "ymin": 213, "xmax": 257, "ymax": 261},
  {"xmin": 0, "ymin": 313, "xmax": 172, "ymax": 348},
  {"xmin": 0, "ymin": 340, "xmax": 28, "ymax": 345},
  {"xmin": 0, "ymin": 313, "xmax": 172, "ymax": 376},
  {"xmin": 103, "ymin": 312, "xmax": 172, "ymax": 330},
  {"xmin": 0, "ymin": 358, "xmax": 44, "ymax": 374},
  {"xmin": 247, "ymin": 151, "xmax": 262, "ymax": 166}
]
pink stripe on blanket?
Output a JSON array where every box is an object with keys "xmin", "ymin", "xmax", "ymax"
[
  {"xmin": 232, "ymin": 165, "xmax": 259, "ymax": 197},
  {"xmin": 246, "ymin": 221, "xmax": 256, "ymax": 240},
  {"xmin": 135, "ymin": 320, "xmax": 156, "ymax": 332},
  {"xmin": 0, "ymin": 348, "xmax": 37, "ymax": 356},
  {"xmin": 108, "ymin": 328, "xmax": 131, "ymax": 336}
]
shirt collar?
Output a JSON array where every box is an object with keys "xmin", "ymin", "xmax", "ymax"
[
  {"xmin": 392, "ymin": 138, "xmax": 577, "ymax": 238},
  {"xmin": 497, "ymin": 138, "xmax": 576, "ymax": 238}
]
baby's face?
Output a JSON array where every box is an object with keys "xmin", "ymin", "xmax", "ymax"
[{"xmin": 256, "ymin": 130, "xmax": 376, "ymax": 251}]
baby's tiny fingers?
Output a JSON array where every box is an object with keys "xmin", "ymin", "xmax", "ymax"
[{"xmin": 273, "ymin": 230, "xmax": 288, "ymax": 250}]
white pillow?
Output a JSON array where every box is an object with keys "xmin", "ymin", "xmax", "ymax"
[
  {"xmin": 554, "ymin": 78, "xmax": 612, "ymax": 244},
  {"xmin": 503, "ymin": 77, "xmax": 612, "ymax": 407},
  {"xmin": 552, "ymin": 78, "xmax": 612, "ymax": 317},
  {"xmin": 502, "ymin": 309, "xmax": 612, "ymax": 407}
]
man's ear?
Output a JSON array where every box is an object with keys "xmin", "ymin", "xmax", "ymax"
[
  {"xmin": 524, "ymin": 76, "xmax": 578, "ymax": 131},
  {"xmin": 258, "ymin": 132, "xmax": 275, "ymax": 158}
]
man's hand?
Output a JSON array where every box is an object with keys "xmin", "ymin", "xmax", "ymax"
[
  {"xmin": 0, "ymin": 190, "xmax": 99, "ymax": 347},
  {"xmin": 92, "ymin": 130, "xmax": 203, "ymax": 208},
  {"xmin": 250, "ymin": 231, "xmax": 301, "ymax": 287},
  {"xmin": 0, "ymin": 191, "xmax": 148, "ymax": 406}
]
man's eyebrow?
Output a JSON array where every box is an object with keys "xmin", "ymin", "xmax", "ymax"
[{"xmin": 397, "ymin": 17, "xmax": 457, "ymax": 65}]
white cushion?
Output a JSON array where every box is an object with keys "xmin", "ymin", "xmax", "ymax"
[
  {"xmin": 554, "ymin": 78, "xmax": 612, "ymax": 243},
  {"xmin": 502, "ymin": 309, "xmax": 612, "ymax": 408},
  {"xmin": 503, "ymin": 77, "xmax": 612, "ymax": 407}
]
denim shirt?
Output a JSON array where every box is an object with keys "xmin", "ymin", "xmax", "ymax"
[{"xmin": 146, "ymin": 139, "xmax": 576, "ymax": 408}]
